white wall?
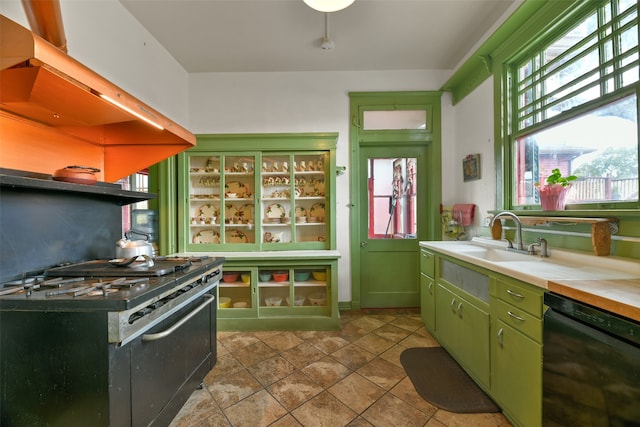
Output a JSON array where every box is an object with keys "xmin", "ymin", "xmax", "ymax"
[
  {"xmin": 0, "ymin": 0, "xmax": 190, "ymax": 125},
  {"xmin": 443, "ymin": 78, "xmax": 496, "ymax": 236},
  {"xmin": 189, "ymin": 70, "xmax": 453, "ymax": 301}
]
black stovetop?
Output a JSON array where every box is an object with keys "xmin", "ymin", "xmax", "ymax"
[{"xmin": 0, "ymin": 256, "xmax": 224, "ymax": 312}]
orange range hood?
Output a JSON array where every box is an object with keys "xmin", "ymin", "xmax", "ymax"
[{"xmin": 0, "ymin": 14, "xmax": 195, "ymax": 183}]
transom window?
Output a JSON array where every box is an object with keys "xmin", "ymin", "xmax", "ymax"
[{"xmin": 510, "ymin": 0, "xmax": 638, "ymax": 207}]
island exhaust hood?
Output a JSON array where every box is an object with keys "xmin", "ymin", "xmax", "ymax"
[{"xmin": 0, "ymin": 6, "xmax": 195, "ymax": 182}]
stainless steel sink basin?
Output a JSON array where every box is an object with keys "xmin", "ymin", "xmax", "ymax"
[{"xmin": 456, "ymin": 247, "xmax": 536, "ymax": 262}]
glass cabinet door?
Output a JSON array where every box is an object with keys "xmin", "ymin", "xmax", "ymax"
[
  {"xmin": 219, "ymin": 270, "xmax": 253, "ymax": 310},
  {"xmin": 188, "ymin": 155, "xmax": 222, "ymax": 246},
  {"xmin": 258, "ymin": 269, "xmax": 290, "ymax": 308},
  {"xmin": 293, "ymin": 153, "xmax": 327, "ymax": 244},
  {"xmin": 222, "ymin": 155, "xmax": 256, "ymax": 245},
  {"xmin": 293, "ymin": 268, "xmax": 328, "ymax": 308},
  {"xmin": 261, "ymin": 154, "xmax": 293, "ymax": 245}
]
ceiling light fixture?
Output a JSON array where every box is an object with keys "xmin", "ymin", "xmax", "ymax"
[{"xmin": 303, "ymin": 0, "xmax": 354, "ymax": 13}]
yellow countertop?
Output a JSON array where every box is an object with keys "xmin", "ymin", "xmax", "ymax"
[{"xmin": 548, "ymin": 278, "xmax": 640, "ymax": 322}]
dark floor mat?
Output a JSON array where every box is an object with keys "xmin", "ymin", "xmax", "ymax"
[{"xmin": 400, "ymin": 347, "xmax": 500, "ymax": 414}]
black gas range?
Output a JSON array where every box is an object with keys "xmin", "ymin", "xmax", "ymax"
[{"xmin": 0, "ymin": 255, "xmax": 224, "ymax": 426}]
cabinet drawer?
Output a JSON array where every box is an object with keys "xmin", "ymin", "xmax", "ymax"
[
  {"xmin": 495, "ymin": 299, "xmax": 542, "ymax": 343},
  {"xmin": 420, "ymin": 249, "xmax": 435, "ymax": 277},
  {"xmin": 495, "ymin": 278, "xmax": 543, "ymax": 318}
]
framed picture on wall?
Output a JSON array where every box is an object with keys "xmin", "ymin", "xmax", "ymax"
[{"xmin": 463, "ymin": 154, "xmax": 481, "ymax": 182}]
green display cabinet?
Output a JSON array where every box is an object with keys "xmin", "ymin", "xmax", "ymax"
[
  {"xmin": 175, "ymin": 133, "xmax": 337, "ymax": 253},
  {"xmin": 214, "ymin": 252, "xmax": 341, "ymax": 331}
]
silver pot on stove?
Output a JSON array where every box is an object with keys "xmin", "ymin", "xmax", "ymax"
[{"xmin": 115, "ymin": 230, "xmax": 154, "ymax": 265}]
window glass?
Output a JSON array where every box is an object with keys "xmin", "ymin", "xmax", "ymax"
[
  {"xmin": 511, "ymin": 0, "xmax": 638, "ymax": 207},
  {"xmin": 367, "ymin": 158, "xmax": 417, "ymax": 238},
  {"xmin": 363, "ymin": 110, "xmax": 427, "ymax": 130},
  {"xmin": 515, "ymin": 95, "xmax": 638, "ymax": 204}
]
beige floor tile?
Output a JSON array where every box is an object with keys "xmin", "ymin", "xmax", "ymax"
[
  {"xmin": 399, "ymin": 330, "xmax": 441, "ymax": 348},
  {"xmin": 204, "ymin": 354, "xmax": 245, "ymax": 383},
  {"xmin": 267, "ymin": 370, "xmax": 324, "ymax": 411},
  {"xmin": 327, "ymin": 372, "xmax": 386, "ymax": 413},
  {"xmin": 280, "ymin": 342, "xmax": 327, "ymax": 369},
  {"xmin": 308, "ymin": 335, "xmax": 350, "ymax": 354},
  {"xmin": 290, "ymin": 391, "xmax": 358, "ymax": 426},
  {"xmin": 330, "ymin": 343, "xmax": 376, "ymax": 370},
  {"xmin": 223, "ymin": 389, "xmax": 288, "ymax": 427},
  {"xmin": 207, "ymin": 368, "xmax": 263, "ymax": 409},
  {"xmin": 346, "ymin": 416, "xmax": 375, "ymax": 427},
  {"xmin": 353, "ymin": 333, "xmax": 396, "ymax": 355},
  {"xmin": 371, "ymin": 323, "xmax": 411, "ymax": 343},
  {"xmin": 378, "ymin": 343, "xmax": 407, "ymax": 367},
  {"xmin": 232, "ymin": 339, "xmax": 277, "ymax": 367},
  {"xmin": 334, "ymin": 321, "xmax": 371, "ymax": 342},
  {"xmin": 219, "ymin": 333, "xmax": 260, "ymax": 353},
  {"xmin": 269, "ymin": 413, "xmax": 303, "ymax": 427},
  {"xmin": 248, "ymin": 355, "xmax": 297, "ymax": 386},
  {"xmin": 361, "ymin": 393, "xmax": 431, "ymax": 427},
  {"xmin": 389, "ymin": 315, "xmax": 424, "ymax": 332},
  {"xmin": 169, "ymin": 387, "xmax": 224, "ymax": 427},
  {"xmin": 349, "ymin": 316, "xmax": 387, "ymax": 332},
  {"xmin": 301, "ymin": 356, "xmax": 352, "ymax": 388},
  {"xmin": 263, "ymin": 331, "xmax": 305, "ymax": 352},
  {"xmin": 357, "ymin": 357, "xmax": 407, "ymax": 390}
]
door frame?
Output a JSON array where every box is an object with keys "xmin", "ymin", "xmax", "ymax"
[{"xmin": 348, "ymin": 91, "xmax": 442, "ymax": 310}]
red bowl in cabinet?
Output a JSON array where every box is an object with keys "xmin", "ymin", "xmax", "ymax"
[
  {"xmin": 272, "ymin": 271, "xmax": 289, "ymax": 282},
  {"xmin": 222, "ymin": 272, "xmax": 239, "ymax": 283}
]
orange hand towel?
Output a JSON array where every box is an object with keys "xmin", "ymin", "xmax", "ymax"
[{"xmin": 452, "ymin": 204, "xmax": 475, "ymax": 226}]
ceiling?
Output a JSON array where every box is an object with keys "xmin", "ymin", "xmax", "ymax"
[{"xmin": 119, "ymin": 0, "xmax": 518, "ymax": 74}]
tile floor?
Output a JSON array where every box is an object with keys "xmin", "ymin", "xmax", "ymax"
[{"xmin": 169, "ymin": 309, "xmax": 513, "ymax": 427}]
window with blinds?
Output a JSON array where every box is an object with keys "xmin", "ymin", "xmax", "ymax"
[{"xmin": 510, "ymin": 0, "xmax": 638, "ymax": 207}]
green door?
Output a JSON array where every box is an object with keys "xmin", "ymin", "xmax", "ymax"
[{"xmin": 359, "ymin": 146, "xmax": 427, "ymax": 308}]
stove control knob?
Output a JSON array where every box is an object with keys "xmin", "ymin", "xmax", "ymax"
[{"xmin": 201, "ymin": 274, "xmax": 209, "ymax": 284}]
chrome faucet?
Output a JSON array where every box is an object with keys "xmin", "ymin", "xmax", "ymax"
[
  {"xmin": 489, "ymin": 211, "xmax": 526, "ymax": 253},
  {"xmin": 528, "ymin": 237, "xmax": 549, "ymax": 257}
]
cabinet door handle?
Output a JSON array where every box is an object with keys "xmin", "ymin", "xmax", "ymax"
[
  {"xmin": 457, "ymin": 302, "xmax": 463, "ymax": 317},
  {"xmin": 497, "ymin": 328, "xmax": 504, "ymax": 347},
  {"xmin": 506, "ymin": 289, "xmax": 525, "ymax": 299},
  {"xmin": 450, "ymin": 298, "xmax": 457, "ymax": 313},
  {"xmin": 507, "ymin": 310, "xmax": 525, "ymax": 321},
  {"xmin": 428, "ymin": 282, "xmax": 433, "ymax": 294}
]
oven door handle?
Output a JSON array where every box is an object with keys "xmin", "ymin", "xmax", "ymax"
[{"xmin": 142, "ymin": 294, "xmax": 215, "ymax": 342}]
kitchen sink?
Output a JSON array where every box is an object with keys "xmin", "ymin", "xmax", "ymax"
[
  {"xmin": 420, "ymin": 238, "xmax": 640, "ymax": 288},
  {"xmin": 455, "ymin": 247, "xmax": 536, "ymax": 263}
]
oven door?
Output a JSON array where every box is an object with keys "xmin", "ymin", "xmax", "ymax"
[{"xmin": 129, "ymin": 290, "xmax": 217, "ymax": 426}]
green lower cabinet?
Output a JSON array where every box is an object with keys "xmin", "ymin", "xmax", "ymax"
[
  {"xmin": 435, "ymin": 282, "xmax": 490, "ymax": 389},
  {"xmin": 216, "ymin": 256, "xmax": 340, "ymax": 331},
  {"xmin": 491, "ymin": 318, "xmax": 542, "ymax": 427},
  {"xmin": 420, "ymin": 273, "xmax": 435, "ymax": 331},
  {"xmin": 420, "ymin": 248, "xmax": 546, "ymax": 425}
]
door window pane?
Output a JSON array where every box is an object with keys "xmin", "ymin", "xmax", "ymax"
[
  {"xmin": 368, "ymin": 158, "xmax": 417, "ymax": 238},
  {"xmin": 363, "ymin": 110, "xmax": 427, "ymax": 130}
]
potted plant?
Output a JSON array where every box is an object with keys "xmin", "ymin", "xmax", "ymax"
[{"xmin": 534, "ymin": 168, "xmax": 577, "ymax": 211}]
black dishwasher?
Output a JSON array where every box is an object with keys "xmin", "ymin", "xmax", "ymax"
[{"xmin": 543, "ymin": 292, "xmax": 640, "ymax": 426}]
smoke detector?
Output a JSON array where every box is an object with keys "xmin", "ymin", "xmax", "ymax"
[{"xmin": 321, "ymin": 37, "xmax": 335, "ymax": 51}]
